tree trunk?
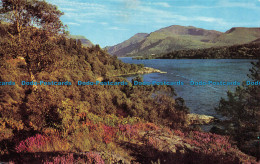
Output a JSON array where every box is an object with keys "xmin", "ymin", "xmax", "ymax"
[{"xmin": 25, "ymin": 52, "xmax": 37, "ymax": 91}]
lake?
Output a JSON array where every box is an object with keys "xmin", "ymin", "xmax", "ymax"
[{"xmin": 119, "ymin": 58, "xmax": 257, "ymax": 119}]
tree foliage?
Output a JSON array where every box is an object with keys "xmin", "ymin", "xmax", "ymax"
[
  {"xmin": 0, "ymin": 0, "xmax": 66, "ymax": 35},
  {"xmin": 156, "ymin": 42, "xmax": 260, "ymax": 59},
  {"xmin": 216, "ymin": 60, "xmax": 260, "ymax": 158}
]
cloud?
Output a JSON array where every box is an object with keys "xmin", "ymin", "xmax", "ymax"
[
  {"xmin": 129, "ymin": 5, "xmax": 189, "ymax": 22},
  {"xmin": 100, "ymin": 22, "xmax": 108, "ymax": 25},
  {"xmin": 194, "ymin": 17, "xmax": 223, "ymax": 23},
  {"xmin": 147, "ymin": 2, "xmax": 171, "ymax": 8},
  {"xmin": 47, "ymin": 0, "xmax": 108, "ymax": 18},
  {"xmin": 123, "ymin": 0, "xmax": 141, "ymax": 9},
  {"xmin": 67, "ymin": 22, "xmax": 80, "ymax": 26},
  {"xmin": 156, "ymin": 2, "xmax": 171, "ymax": 8},
  {"xmin": 175, "ymin": 1, "xmax": 260, "ymax": 10},
  {"xmin": 217, "ymin": 0, "xmax": 260, "ymax": 9},
  {"xmin": 108, "ymin": 26, "xmax": 128, "ymax": 31},
  {"xmin": 59, "ymin": 8, "xmax": 76, "ymax": 12}
]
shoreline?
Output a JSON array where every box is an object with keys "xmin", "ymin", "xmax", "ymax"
[{"xmin": 115, "ymin": 67, "xmax": 167, "ymax": 77}]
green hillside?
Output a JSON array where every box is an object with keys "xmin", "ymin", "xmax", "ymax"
[
  {"xmin": 212, "ymin": 27, "xmax": 260, "ymax": 45},
  {"xmin": 108, "ymin": 25, "xmax": 260, "ymax": 57},
  {"xmin": 106, "ymin": 33, "xmax": 148, "ymax": 57},
  {"xmin": 108, "ymin": 25, "xmax": 222, "ymax": 56}
]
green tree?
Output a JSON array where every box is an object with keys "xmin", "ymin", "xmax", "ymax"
[
  {"xmin": 217, "ymin": 60, "xmax": 260, "ymax": 158},
  {"xmin": 0, "ymin": 0, "xmax": 66, "ymax": 86},
  {"xmin": 0, "ymin": 0, "xmax": 66, "ymax": 37}
]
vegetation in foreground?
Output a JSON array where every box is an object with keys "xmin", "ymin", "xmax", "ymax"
[
  {"xmin": 0, "ymin": 0, "xmax": 259, "ymax": 163},
  {"xmin": 216, "ymin": 60, "xmax": 260, "ymax": 160}
]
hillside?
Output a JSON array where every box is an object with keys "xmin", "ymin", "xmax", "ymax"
[
  {"xmin": 0, "ymin": 21, "xmax": 189, "ymax": 163},
  {"xmin": 68, "ymin": 35, "xmax": 94, "ymax": 47},
  {"xmin": 107, "ymin": 25, "xmax": 260, "ymax": 57},
  {"xmin": 212, "ymin": 27, "xmax": 260, "ymax": 45},
  {"xmin": 105, "ymin": 33, "xmax": 148, "ymax": 57},
  {"xmin": 155, "ymin": 41, "xmax": 260, "ymax": 59},
  {"xmin": 1, "ymin": 20, "xmax": 258, "ymax": 163}
]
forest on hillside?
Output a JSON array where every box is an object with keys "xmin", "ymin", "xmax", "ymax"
[
  {"xmin": 0, "ymin": 0, "xmax": 259, "ymax": 163},
  {"xmin": 156, "ymin": 41, "xmax": 260, "ymax": 59}
]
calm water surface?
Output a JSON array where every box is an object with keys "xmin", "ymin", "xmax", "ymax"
[{"xmin": 119, "ymin": 58, "xmax": 257, "ymax": 119}]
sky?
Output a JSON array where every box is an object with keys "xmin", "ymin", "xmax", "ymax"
[{"xmin": 46, "ymin": 0, "xmax": 260, "ymax": 47}]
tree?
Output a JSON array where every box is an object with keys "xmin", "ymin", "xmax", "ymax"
[
  {"xmin": 0, "ymin": 0, "xmax": 66, "ymax": 37},
  {"xmin": 0, "ymin": 0, "xmax": 66, "ymax": 87},
  {"xmin": 216, "ymin": 60, "xmax": 260, "ymax": 159}
]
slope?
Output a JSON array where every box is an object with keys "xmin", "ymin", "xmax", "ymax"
[
  {"xmin": 108, "ymin": 25, "xmax": 222, "ymax": 56},
  {"xmin": 106, "ymin": 33, "xmax": 148, "ymax": 57},
  {"xmin": 68, "ymin": 35, "xmax": 94, "ymax": 47},
  {"xmin": 212, "ymin": 27, "xmax": 260, "ymax": 45},
  {"xmin": 108, "ymin": 25, "xmax": 260, "ymax": 57}
]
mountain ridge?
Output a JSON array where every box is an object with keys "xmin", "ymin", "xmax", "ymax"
[
  {"xmin": 107, "ymin": 25, "xmax": 260, "ymax": 57},
  {"xmin": 105, "ymin": 33, "xmax": 148, "ymax": 56}
]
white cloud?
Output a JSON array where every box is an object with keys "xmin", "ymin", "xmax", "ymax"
[
  {"xmin": 47, "ymin": 0, "xmax": 108, "ymax": 18},
  {"xmin": 156, "ymin": 2, "xmax": 171, "ymax": 8},
  {"xmin": 147, "ymin": 2, "xmax": 171, "ymax": 8},
  {"xmin": 74, "ymin": 19, "xmax": 95, "ymax": 24},
  {"xmin": 176, "ymin": 1, "xmax": 260, "ymax": 10},
  {"xmin": 217, "ymin": 0, "xmax": 260, "ymax": 9},
  {"xmin": 108, "ymin": 27, "xmax": 128, "ymax": 31},
  {"xmin": 100, "ymin": 22, "xmax": 108, "ymax": 25},
  {"xmin": 67, "ymin": 22, "xmax": 80, "ymax": 26},
  {"xmin": 195, "ymin": 17, "xmax": 223, "ymax": 23},
  {"xmin": 59, "ymin": 8, "xmax": 76, "ymax": 12},
  {"xmin": 129, "ymin": 5, "xmax": 189, "ymax": 22}
]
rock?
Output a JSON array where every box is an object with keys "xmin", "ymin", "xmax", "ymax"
[
  {"xmin": 137, "ymin": 67, "xmax": 167, "ymax": 74},
  {"xmin": 187, "ymin": 113, "xmax": 217, "ymax": 125}
]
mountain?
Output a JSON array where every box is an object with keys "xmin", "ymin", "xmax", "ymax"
[
  {"xmin": 107, "ymin": 25, "xmax": 222, "ymax": 56},
  {"xmin": 107, "ymin": 25, "xmax": 260, "ymax": 57},
  {"xmin": 212, "ymin": 27, "xmax": 260, "ymax": 45},
  {"xmin": 68, "ymin": 35, "xmax": 94, "ymax": 47},
  {"xmin": 105, "ymin": 33, "xmax": 148, "ymax": 57}
]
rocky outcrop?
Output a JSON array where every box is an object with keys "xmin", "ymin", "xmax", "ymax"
[
  {"xmin": 112, "ymin": 67, "xmax": 166, "ymax": 77},
  {"xmin": 187, "ymin": 113, "xmax": 217, "ymax": 125},
  {"xmin": 135, "ymin": 130, "xmax": 258, "ymax": 164},
  {"xmin": 137, "ymin": 67, "xmax": 167, "ymax": 74}
]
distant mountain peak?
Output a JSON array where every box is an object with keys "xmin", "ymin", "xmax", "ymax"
[
  {"xmin": 156, "ymin": 25, "xmax": 222, "ymax": 36},
  {"xmin": 135, "ymin": 33, "xmax": 149, "ymax": 36}
]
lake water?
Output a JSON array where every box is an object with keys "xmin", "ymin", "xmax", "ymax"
[{"xmin": 119, "ymin": 58, "xmax": 257, "ymax": 119}]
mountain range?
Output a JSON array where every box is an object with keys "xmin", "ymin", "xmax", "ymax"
[{"xmin": 105, "ymin": 25, "xmax": 260, "ymax": 57}]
